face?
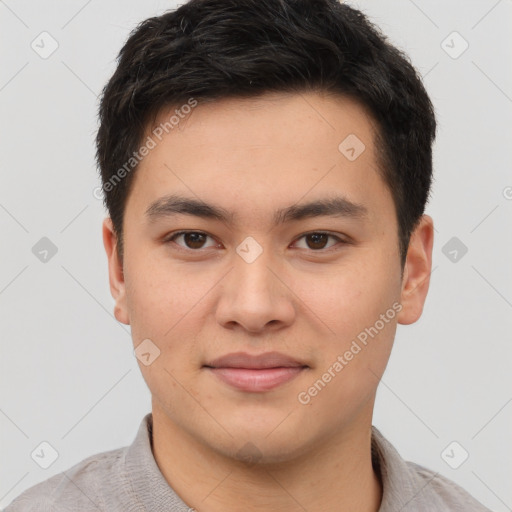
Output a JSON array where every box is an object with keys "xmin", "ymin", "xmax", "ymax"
[{"xmin": 103, "ymin": 91, "xmax": 433, "ymax": 463}]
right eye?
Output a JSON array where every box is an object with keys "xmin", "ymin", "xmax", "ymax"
[{"xmin": 164, "ymin": 230, "xmax": 220, "ymax": 250}]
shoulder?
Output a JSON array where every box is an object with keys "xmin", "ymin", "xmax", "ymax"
[
  {"xmin": 371, "ymin": 427, "xmax": 492, "ymax": 512},
  {"xmin": 405, "ymin": 461, "xmax": 492, "ymax": 512},
  {"xmin": 3, "ymin": 446, "xmax": 127, "ymax": 512}
]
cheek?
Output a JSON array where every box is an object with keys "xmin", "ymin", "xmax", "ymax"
[
  {"xmin": 297, "ymin": 267, "xmax": 400, "ymax": 420},
  {"xmin": 124, "ymin": 264, "xmax": 207, "ymax": 407},
  {"xmin": 123, "ymin": 254, "xmax": 217, "ymax": 377},
  {"xmin": 297, "ymin": 260, "xmax": 400, "ymax": 339},
  {"xmin": 123, "ymin": 258, "xmax": 198, "ymax": 354},
  {"xmin": 297, "ymin": 254, "xmax": 401, "ymax": 400}
]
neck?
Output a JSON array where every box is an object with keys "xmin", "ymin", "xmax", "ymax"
[{"xmin": 151, "ymin": 403, "xmax": 382, "ymax": 512}]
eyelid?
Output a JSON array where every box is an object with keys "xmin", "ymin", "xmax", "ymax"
[
  {"xmin": 291, "ymin": 231, "xmax": 349, "ymax": 251},
  {"xmin": 164, "ymin": 230, "xmax": 219, "ymax": 249},
  {"xmin": 165, "ymin": 229, "xmax": 351, "ymax": 253}
]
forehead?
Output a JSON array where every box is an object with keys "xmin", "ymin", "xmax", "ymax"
[
  {"xmin": 148, "ymin": 91, "xmax": 378, "ymax": 152},
  {"xmin": 125, "ymin": 91, "xmax": 393, "ymax": 228}
]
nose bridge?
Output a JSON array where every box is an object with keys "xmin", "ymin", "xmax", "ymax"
[
  {"xmin": 233, "ymin": 237, "xmax": 278, "ymax": 298},
  {"xmin": 215, "ymin": 236, "xmax": 295, "ymax": 332}
]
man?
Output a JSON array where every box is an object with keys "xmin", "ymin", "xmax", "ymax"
[{"xmin": 5, "ymin": 0, "xmax": 492, "ymax": 510}]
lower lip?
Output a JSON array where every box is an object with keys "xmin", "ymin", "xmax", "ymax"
[{"xmin": 206, "ymin": 367, "xmax": 306, "ymax": 392}]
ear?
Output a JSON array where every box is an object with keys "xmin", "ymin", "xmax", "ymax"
[
  {"xmin": 397, "ymin": 215, "xmax": 434, "ymax": 325},
  {"xmin": 102, "ymin": 217, "xmax": 130, "ymax": 325}
]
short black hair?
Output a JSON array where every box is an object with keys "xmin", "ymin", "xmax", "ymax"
[{"xmin": 96, "ymin": 0, "xmax": 436, "ymax": 268}]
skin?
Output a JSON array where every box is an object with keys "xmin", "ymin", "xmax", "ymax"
[{"xmin": 103, "ymin": 90, "xmax": 434, "ymax": 512}]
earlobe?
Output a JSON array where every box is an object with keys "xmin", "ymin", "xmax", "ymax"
[
  {"xmin": 102, "ymin": 217, "xmax": 130, "ymax": 325},
  {"xmin": 397, "ymin": 215, "xmax": 434, "ymax": 325}
]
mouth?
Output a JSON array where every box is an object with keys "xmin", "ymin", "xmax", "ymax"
[{"xmin": 203, "ymin": 351, "xmax": 309, "ymax": 393}]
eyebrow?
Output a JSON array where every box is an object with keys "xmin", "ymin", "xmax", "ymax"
[{"xmin": 144, "ymin": 193, "xmax": 368, "ymax": 226}]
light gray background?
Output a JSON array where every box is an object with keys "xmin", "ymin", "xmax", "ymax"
[{"xmin": 1, "ymin": 0, "xmax": 511, "ymax": 510}]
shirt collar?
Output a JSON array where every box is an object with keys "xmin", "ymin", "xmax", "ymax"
[
  {"xmin": 124, "ymin": 412, "xmax": 191, "ymax": 511},
  {"xmin": 124, "ymin": 413, "xmax": 443, "ymax": 511},
  {"xmin": 371, "ymin": 426, "xmax": 444, "ymax": 511}
]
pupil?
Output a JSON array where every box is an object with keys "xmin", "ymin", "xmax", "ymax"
[
  {"xmin": 185, "ymin": 233, "xmax": 205, "ymax": 248},
  {"xmin": 308, "ymin": 233, "xmax": 327, "ymax": 249}
]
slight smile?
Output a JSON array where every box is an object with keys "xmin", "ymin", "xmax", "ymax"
[{"xmin": 203, "ymin": 351, "xmax": 310, "ymax": 392}]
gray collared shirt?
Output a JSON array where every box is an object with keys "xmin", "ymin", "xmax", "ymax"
[{"xmin": 4, "ymin": 413, "xmax": 491, "ymax": 511}]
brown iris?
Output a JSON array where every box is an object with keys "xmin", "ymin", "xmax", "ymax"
[
  {"xmin": 304, "ymin": 233, "xmax": 329, "ymax": 250},
  {"xmin": 183, "ymin": 232, "xmax": 207, "ymax": 249}
]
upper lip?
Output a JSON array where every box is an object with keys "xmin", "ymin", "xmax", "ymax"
[{"xmin": 204, "ymin": 351, "xmax": 308, "ymax": 369}]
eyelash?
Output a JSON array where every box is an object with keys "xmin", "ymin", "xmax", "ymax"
[{"xmin": 164, "ymin": 230, "xmax": 349, "ymax": 253}]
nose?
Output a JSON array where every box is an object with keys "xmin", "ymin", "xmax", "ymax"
[{"xmin": 215, "ymin": 245, "xmax": 296, "ymax": 334}]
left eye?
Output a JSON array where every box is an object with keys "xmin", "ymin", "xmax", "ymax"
[{"xmin": 293, "ymin": 232, "xmax": 342, "ymax": 251}]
